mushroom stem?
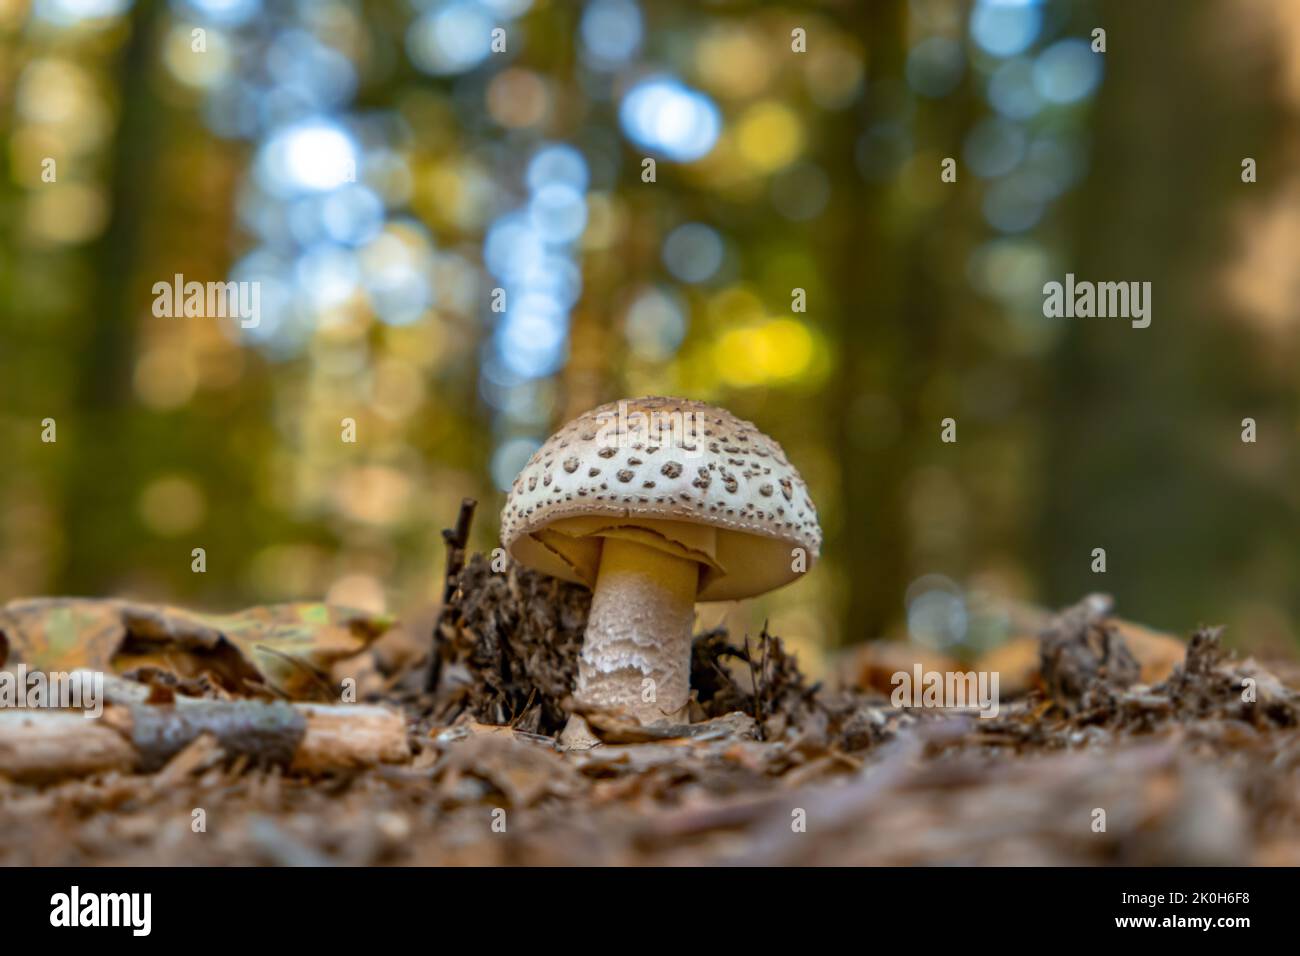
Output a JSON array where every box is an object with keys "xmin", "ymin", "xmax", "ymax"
[{"xmin": 575, "ymin": 536, "xmax": 700, "ymax": 724}]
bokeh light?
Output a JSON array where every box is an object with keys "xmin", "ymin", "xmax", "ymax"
[
  {"xmin": 407, "ymin": 1, "xmax": 497, "ymax": 76},
  {"xmin": 256, "ymin": 119, "xmax": 359, "ymax": 196},
  {"xmin": 662, "ymin": 223, "xmax": 723, "ymax": 284},
  {"xmin": 580, "ymin": 0, "xmax": 643, "ymax": 69},
  {"xmin": 1033, "ymin": 38, "xmax": 1104, "ymax": 104},
  {"xmin": 906, "ymin": 574, "xmax": 969, "ymax": 650},
  {"xmin": 624, "ymin": 286, "xmax": 687, "ymax": 360},
  {"xmin": 491, "ymin": 436, "xmax": 541, "ymax": 491},
  {"xmin": 987, "ymin": 58, "xmax": 1042, "ymax": 119},
  {"xmin": 34, "ymin": 0, "xmax": 132, "ymax": 26},
  {"xmin": 964, "ymin": 117, "xmax": 1027, "ymax": 178},
  {"xmin": 713, "ymin": 318, "xmax": 818, "ymax": 387},
  {"xmin": 172, "ymin": 0, "xmax": 260, "ymax": 27},
  {"xmin": 969, "ymin": 0, "xmax": 1044, "ymax": 59},
  {"xmin": 735, "ymin": 101, "xmax": 804, "ymax": 173},
  {"xmin": 619, "ymin": 77, "xmax": 721, "ymax": 162}
]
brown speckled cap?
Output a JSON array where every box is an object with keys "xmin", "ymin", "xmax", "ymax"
[{"xmin": 500, "ymin": 397, "xmax": 821, "ymax": 601}]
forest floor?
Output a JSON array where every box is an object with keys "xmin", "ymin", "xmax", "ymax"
[{"xmin": 2, "ymin": 526, "xmax": 1299, "ymax": 866}]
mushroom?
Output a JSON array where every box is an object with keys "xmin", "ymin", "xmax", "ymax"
[{"xmin": 500, "ymin": 397, "xmax": 821, "ymax": 724}]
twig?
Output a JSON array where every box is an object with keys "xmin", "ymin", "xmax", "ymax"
[
  {"xmin": 0, "ymin": 696, "xmax": 410, "ymax": 782},
  {"xmin": 745, "ymin": 633, "xmax": 763, "ymax": 734},
  {"xmin": 509, "ymin": 687, "xmax": 537, "ymax": 728},
  {"xmin": 426, "ymin": 498, "xmax": 477, "ymax": 692}
]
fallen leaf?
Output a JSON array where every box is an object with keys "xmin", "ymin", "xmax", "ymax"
[
  {"xmin": 434, "ymin": 733, "xmax": 581, "ymax": 807},
  {"xmin": 0, "ymin": 598, "xmax": 393, "ymax": 700},
  {"xmin": 1114, "ymin": 620, "xmax": 1187, "ymax": 685},
  {"xmin": 975, "ymin": 618, "xmax": 1186, "ymax": 698},
  {"xmin": 0, "ymin": 600, "xmax": 125, "ymax": 672},
  {"xmin": 975, "ymin": 637, "xmax": 1041, "ymax": 697},
  {"xmin": 838, "ymin": 641, "xmax": 961, "ymax": 695}
]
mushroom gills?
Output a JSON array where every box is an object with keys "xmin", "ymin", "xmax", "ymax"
[
  {"xmin": 525, "ymin": 515, "xmax": 807, "ymax": 602},
  {"xmin": 575, "ymin": 535, "xmax": 702, "ymax": 724}
]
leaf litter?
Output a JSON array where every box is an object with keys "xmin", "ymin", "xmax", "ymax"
[{"xmin": 2, "ymin": 504, "xmax": 1300, "ymax": 865}]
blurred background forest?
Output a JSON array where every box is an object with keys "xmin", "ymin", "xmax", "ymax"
[{"xmin": 1, "ymin": 0, "xmax": 1298, "ymax": 676}]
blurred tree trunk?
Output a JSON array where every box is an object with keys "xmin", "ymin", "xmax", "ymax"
[
  {"xmin": 821, "ymin": 1, "xmax": 907, "ymax": 644},
  {"xmin": 1041, "ymin": 0, "xmax": 1298, "ymax": 633},
  {"xmin": 59, "ymin": 3, "xmax": 163, "ymax": 592},
  {"xmin": 820, "ymin": 2, "xmax": 980, "ymax": 643}
]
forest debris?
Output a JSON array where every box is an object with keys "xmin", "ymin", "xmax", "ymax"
[
  {"xmin": 433, "ymin": 719, "xmax": 556, "ymax": 749},
  {"xmin": 128, "ymin": 698, "xmax": 306, "ymax": 771},
  {"xmin": 0, "ymin": 711, "xmax": 136, "ymax": 782},
  {"xmin": 557, "ymin": 713, "xmax": 601, "ymax": 751},
  {"xmin": 721, "ymin": 735, "xmax": 1264, "ymax": 866},
  {"xmin": 637, "ymin": 792, "xmax": 791, "ymax": 839},
  {"xmin": 153, "ymin": 733, "xmax": 225, "ymax": 786},
  {"xmin": 1039, "ymin": 594, "xmax": 1140, "ymax": 710},
  {"xmin": 0, "ymin": 598, "xmax": 393, "ymax": 700},
  {"xmin": 432, "ymin": 731, "xmax": 582, "ymax": 807},
  {"xmin": 972, "ymin": 595, "xmax": 1185, "ymax": 698},
  {"xmin": 432, "ymin": 553, "xmax": 589, "ymax": 734},
  {"xmin": 826, "ymin": 698, "xmax": 895, "ymax": 751},
  {"xmin": 979, "ymin": 623, "xmax": 1185, "ymax": 699},
  {"xmin": 247, "ymin": 816, "xmax": 336, "ymax": 868},
  {"xmin": 426, "ymin": 498, "xmax": 477, "ymax": 693},
  {"xmin": 689, "ymin": 625, "xmax": 819, "ymax": 736},
  {"xmin": 838, "ymin": 640, "xmax": 960, "ymax": 695},
  {"xmin": 569, "ymin": 738, "xmax": 765, "ymax": 776},
  {"xmin": 432, "ymin": 552, "xmax": 820, "ymax": 737},
  {"xmin": 0, "ymin": 601, "xmax": 125, "ymax": 673},
  {"xmin": 728, "ymin": 725, "xmax": 935, "ymax": 865},
  {"xmin": 292, "ymin": 704, "xmax": 410, "ymax": 772},
  {"xmin": 1145, "ymin": 763, "xmax": 1249, "ymax": 866},
  {"xmin": 4, "ymin": 586, "xmax": 1297, "ymax": 866},
  {"xmin": 1155, "ymin": 626, "xmax": 1300, "ymax": 726},
  {"xmin": 578, "ymin": 709, "xmax": 758, "ymax": 744},
  {"xmin": 974, "ymin": 637, "xmax": 1041, "ymax": 697},
  {"xmin": 1116, "ymin": 621, "xmax": 1188, "ymax": 684},
  {"xmin": 0, "ymin": 693, "xmax": 409, "ymax": 781}
]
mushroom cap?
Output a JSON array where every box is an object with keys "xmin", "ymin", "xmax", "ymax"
[{"xmin": 500, "ymin": 397, "xmax": 821, "ymax": 601}]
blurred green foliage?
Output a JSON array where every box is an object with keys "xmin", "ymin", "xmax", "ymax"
[{"xmin": 2, "ymin": 0, "xmax": 1298, "ymax": 673}]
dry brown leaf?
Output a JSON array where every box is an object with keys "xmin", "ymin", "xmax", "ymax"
[
  {"xmin": 838, "ymin": 641, "xmax": 961, "ymax": 695},
  {"xmin": 975, "ymin": 620, "xmax": 1186, "ymax": 698},
  {"xmin": 0, "ymin": 598, "xmax": 393, "ymax": 700}
]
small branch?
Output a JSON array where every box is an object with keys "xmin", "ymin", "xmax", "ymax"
[
  {"xmin": 744, "ymin": 633, "xmax": 762, "ymax": 732},
  {"xmin": 426, "ymin": 498, "xmax": 477, "ymax": 692},
  {"xmin": 0, "ymin": 692, "xmax": 409, "ymax": 782},
  {"xmin": 441, "ymin": 498, "xmax": 478, "ymax": 606}
]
